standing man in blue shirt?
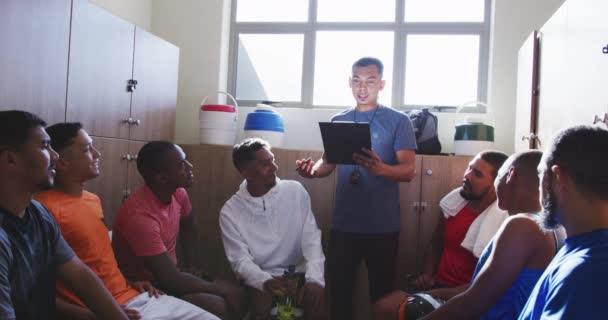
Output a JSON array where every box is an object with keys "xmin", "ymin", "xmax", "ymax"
[
  {"xmin": 518, "ymin": 125, "xmax": 608, "ymax": 319},
  {"xmin": 297, "ymin": 57, "xmax": 417, "ymax": 319}
]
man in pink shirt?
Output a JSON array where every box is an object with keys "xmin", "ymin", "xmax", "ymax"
[{"xmin": 112, "ymin": 141, "xmax": 245, "ymax": 320}]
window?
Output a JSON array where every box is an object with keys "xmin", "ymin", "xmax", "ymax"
[
  {"xmin": 229, "ymin": 0, "xmax": 491, "ymax": 110},
  {"xmin": 236, "ymin": 34, "xmax": 304, "ymax": 101}
]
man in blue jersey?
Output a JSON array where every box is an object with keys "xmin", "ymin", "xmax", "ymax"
[
  {"xmin": 296, "ymin": 57, "xmax": 417, "ymax": 319},
  {"xmin": 519, "ymin": 125, "xmax": 608, "ymax": 319}
]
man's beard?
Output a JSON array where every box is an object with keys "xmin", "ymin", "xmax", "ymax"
[
  {"xmin": 265, "ymin": 176, "xmax": 277, "ymax": 189},
  {"xmin": 539, "ymin": 173, "xmax": 561, "ymax": 230},
  {"xmin": 459, "ymin": 182, "xmax": 488, "ymax": 201}
]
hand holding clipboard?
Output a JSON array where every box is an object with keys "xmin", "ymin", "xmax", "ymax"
[{"xmin": 318, "ymin": 122, "xmax": 371, "ymax": 165}]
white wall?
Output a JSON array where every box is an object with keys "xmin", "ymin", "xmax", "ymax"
[
  {"xmin": 98, "ymin": 0, "xmax": 566, "ymax": 153},
  {"xmin": 90, "ymin": 0, "xmax": 152, "ymax": 31},
  {"xmin": 149, "ymin": 0, "xmax": 231, "ymax": 145}
]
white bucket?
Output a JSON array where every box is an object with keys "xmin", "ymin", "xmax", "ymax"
[
  {"xmin": 199, "ymin": 121, "xmax": 238, "ymax": 145},
  {"xmin": 199, "ymin": 91, "xmax": 238, "ymax": 145}
]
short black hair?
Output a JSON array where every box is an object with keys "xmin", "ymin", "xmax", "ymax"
[
  {"xmin": 352, "ymin": 57, "xmax": 384, "ymax": 77},
  {"xmin": 545, "ymin": 125, "xmax": 608, "ymax": 201},
  {"xmin": 0, "ymin": 110, "xmax": 47, "ymax": 151},
  {"xmin": 232, "ymin": 138, "xmax": 270, "ymax": 171},
  {"xmin": 137, "ymin": 141, "xmax": 176, "ymax": 184},
  {"xmin": 45, "ymin": 122, "xmax": 83, "ymax": 152},
  {"xmin": 478, "ymin": 150, "xmax": 509, "ymax": 179}
]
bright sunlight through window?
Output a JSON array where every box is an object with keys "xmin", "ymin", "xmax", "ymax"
[{"xmin": 230, "ymin": 0, "xmax": 490, "ymax": 109}]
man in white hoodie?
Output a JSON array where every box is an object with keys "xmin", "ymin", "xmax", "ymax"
[{"xmin": 220, "ymin": 138, "xmax": 326, "ymax": 320}]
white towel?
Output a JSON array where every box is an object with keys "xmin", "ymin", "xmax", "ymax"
[
  {"xmin": 439, "ymin": 188, "xmax": 468, "ymax": 218},
  {"xmin": 460, "ymin": 201, "xmax": 508, "ymax": 257},
  {"xmin": 439, "ymin": 188, "xmax": 508, "ymax": 257}
]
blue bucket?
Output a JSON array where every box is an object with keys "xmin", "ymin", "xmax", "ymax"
[
  {"xmin": 244, "ymin": 110, "xmax": 285, "ymax": 132},
  {"xmin": 244, "ymin": 105, "xmax": 285, "ymax": 147}
]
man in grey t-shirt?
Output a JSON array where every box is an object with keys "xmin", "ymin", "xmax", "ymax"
[
  {"xmin": 0, "ymin": 110, "xmax": 128, "ymax": 320},
  {"xmin": 297, "ymin": 57, "xmax": 417, "ymax": 319}
]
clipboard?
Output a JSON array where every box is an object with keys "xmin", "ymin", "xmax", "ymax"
[{"xmin": 319, "ymin": 122, "xmax": 371, "ymax": 165}]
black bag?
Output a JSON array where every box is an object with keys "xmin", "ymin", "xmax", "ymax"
[{"xmin": 405, "ymin": 108, "xmax": 442, "ymax": 155}]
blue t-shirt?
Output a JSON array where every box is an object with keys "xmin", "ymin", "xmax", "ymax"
[
  {"xmin": 0, "ymin": 201, "xmax": 75, "ymax": 320},
  {"xmin": 519, "ymin": 229, "xmax": 608, "ymax": 320},
  {"xmin": 330, "ymin": 105, "xmax": 416, "ymax": 233},
  {"xmin": 472, "ymin": 239, "xmax": 544, "ymax": 320}
]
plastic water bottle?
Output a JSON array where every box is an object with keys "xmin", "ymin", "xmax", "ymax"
[{"xmin": 276, "ymin": 265, "xmax": 297, "ymax": 320}]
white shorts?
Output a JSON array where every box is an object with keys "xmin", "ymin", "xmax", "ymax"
[{"xmin": 125, "ymin": 292, "xmax": 219, "ymax": 320}]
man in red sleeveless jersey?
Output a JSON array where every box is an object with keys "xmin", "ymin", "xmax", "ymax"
[{"xmin": 373, "ymin": 150, "xmax": 509, "ymax": 319}]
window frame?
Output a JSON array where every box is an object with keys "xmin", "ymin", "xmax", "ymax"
[{"xmin": 227, "ymin": 0, "xmax": 492, "ymax": 112}]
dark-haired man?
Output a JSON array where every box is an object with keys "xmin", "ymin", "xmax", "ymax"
[
  {"xmin": 112, "ymin": 141, "xmax": 245, "ymax": 320},
  {"xmin": 296, "ymin": 56, "xmax": 417, "ymax": 319},
  {"xmin": 0, "ymin": 110, "xmax": 128, "ymax": 320},
  {"xmin": 220, "ymin": 138, "xmax": 326, "ymax": 320},
  {"xmin": 372, "ymin": 150, "xmax": 509, "ymax": 320},
  {"xmin": 36, "ymin": 122, "xmax": 215, "ymax": 320},
  {"xmin": 519, "ymin": 125, "xmax": 608, "ymax": 319}
]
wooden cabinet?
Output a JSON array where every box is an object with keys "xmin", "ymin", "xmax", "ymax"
[
  {"xmin": 130, "ymin": 28, "xmax": 180, "ymax": 142},
  {"xmin": 396, "ymin": 157, "xmax": 423, "ymax": 280},
  {"xmin": 535, "ymin": 2, "xmax": 571, "ymax": 148},
  {"xmin": 520, "ymin": 0, "xmax": 608, "ymax": 149},
  {"xmin": 66, "ymin": 0, "xmax": 135, "ymax": 139},
  {"xmin": 0, "ymin": 0, "xmax": 71, "ymax": 124},
  {"xmin": 515, "ymin": 31, "xmax": 541, "ymax": 152},
  {"xmin": 2, "ymin": 0, "xmax": 179, "ymax": 229},
  {"xmin": 67, "ymin": 0, "xmax": 179, "ymax": 142},
  {"xmin": 126, "ymin": 141, "xmax": 146, "ymax": 194}
]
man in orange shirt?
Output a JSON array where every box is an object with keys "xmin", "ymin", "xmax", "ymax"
[{"xmin": 36, "ymin": 122, "xmax": 218, "ymax": 320}]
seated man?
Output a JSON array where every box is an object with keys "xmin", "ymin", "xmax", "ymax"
[
  {"xmin": 0, "ymin": 110, "xmax": 127, "ymax": 320},
  {"xmin": 220, "ymin": 138, "xmax": 326, "ymax": 320},
  {"xmin": 112, "ymin": 141, "xmax": 245, "ymax": 320},
  {"xmin": 36, "ymin": 122, "xmax": 217, "ymax": 320},
  {"xmin": 519, "ymin": 125, "xmax": 608, "ymax": 319},
  {"xmin": 422, "ymin": 150, "xmax": 565, "ymax": 319},
  {"xmin": 373, "ymin": 150, "xmax": 508, "ymax": 319}
]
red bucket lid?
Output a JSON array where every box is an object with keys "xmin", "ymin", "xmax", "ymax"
[{"xmin": 201, "ymin": 104, "xmax": 236, "ymax": 113}]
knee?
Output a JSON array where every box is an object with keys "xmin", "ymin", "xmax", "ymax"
[
  {"xmin": 184, "ymin": 293, "xmax": 228, "ymax": 319},
  {"xmin": 210, "ymin": 296, "xmax": 229, "ymax": 319}
]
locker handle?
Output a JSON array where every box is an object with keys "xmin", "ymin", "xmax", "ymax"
[
  {"xmin": 420, "ymin": 202, "xmax": 427, "ymax": 212},
  {"xmin": 121, "ymin": 154, "xmax": 137, "ymax": 161}
]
